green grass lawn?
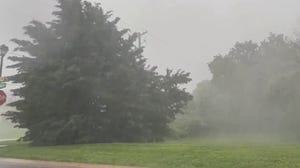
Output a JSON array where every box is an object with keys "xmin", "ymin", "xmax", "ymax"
[{"xmin": 1, "ymin": 139, "xmax": 300, "ymax": 168}]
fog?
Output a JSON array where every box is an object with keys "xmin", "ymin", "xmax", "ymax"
[
  {"xmin": 1, "ymin": 0, "xmax": 300, "ymax": 142},
  {"xmin": 1, "ymin": 0, "xmax": 300, "ymax": 89}
]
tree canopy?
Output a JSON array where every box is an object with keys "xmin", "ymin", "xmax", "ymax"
[
  {"xmin": 4, "ymin": 0, "xmax": 192, "ymax": 145},
  {"xmin": 173, "ymin": 34, "xmax": 300, "ymax": 139}
]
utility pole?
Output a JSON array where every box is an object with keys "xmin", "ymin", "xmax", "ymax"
[{"xmin": 0, "ymin": 44, "xmax": 9, "ymax": 77}]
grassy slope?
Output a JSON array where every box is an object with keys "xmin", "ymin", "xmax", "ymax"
[{"xmin": 0, "ymin": 140, "xmax": 300, "ymax": 168}]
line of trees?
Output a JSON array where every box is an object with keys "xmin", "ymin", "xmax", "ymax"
[{"xmin": 172, "ymin": 34, "xmax": 300, "ymax": 140}]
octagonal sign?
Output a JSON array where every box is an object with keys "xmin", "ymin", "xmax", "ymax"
[{"xmin": 0, "ymin": 90, "xmax": 7, "ymax": 106}]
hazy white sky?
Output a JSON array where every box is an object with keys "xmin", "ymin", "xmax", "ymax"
[{"xmin": 1, "ymin": 0, "xmax": 300, "ymax": 92}]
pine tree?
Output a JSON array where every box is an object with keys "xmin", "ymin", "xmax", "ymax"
[{"xmin": 4, "ymin": 0, "xmax": 192, "ymax": 145}]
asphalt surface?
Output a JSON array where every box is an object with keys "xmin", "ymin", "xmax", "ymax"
[{"xmin": 0, "ymin": 158, "xmax": 135, "ymax": 168}]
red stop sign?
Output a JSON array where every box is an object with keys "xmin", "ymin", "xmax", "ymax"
[{"xmin": 0, "ymin": 90, "xmax": 7, "ymax": 106}]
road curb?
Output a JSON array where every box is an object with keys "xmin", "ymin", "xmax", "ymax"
[{"xmin": 0, "ymin": 158, "xmax": 139, "ymax": 168}]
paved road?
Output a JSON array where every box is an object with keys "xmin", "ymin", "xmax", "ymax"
[{"xmin": 0, "ymin": 158, "xmax": 136, "ymax": 168}]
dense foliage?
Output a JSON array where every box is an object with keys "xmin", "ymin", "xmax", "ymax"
[
  {"xmin": 4, "ymin": 0, "xmax": 192, "ymax": 145},
  {"xmin": 173, "ymin": 34, "xmax": 300, "ymax": 139}
]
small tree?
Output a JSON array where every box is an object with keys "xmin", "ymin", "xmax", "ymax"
[{"xmin": 4, "ymin": 0, "xmax": 192, "ymax": 145}]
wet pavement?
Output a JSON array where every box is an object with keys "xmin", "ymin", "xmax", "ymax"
[{"xmin": 0, "ymin": 158, "xmax": 136, "ymax": 168}]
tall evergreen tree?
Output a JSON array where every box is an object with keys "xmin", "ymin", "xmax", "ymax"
[{"xmin": 4, "ymin": 0, "xmax": 192, "ymax": 145}]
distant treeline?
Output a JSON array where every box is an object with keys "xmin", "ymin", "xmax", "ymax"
[{"xmin": 173, "ymin": 34, "xmax": 300, "ymax": 139}]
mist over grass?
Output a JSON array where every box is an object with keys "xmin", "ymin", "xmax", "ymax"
[
  {"xmin": 171, "ymin": 34, "xmax": 300, "ymax": 144},
  {"xmin": 170, "ymin": 134, "xmax": 300, "ymax": 146},
  {"xmin": 0, "ymin": 96, "xmax": 25, "ymax": 140},
  {"xmin": 0, "ymin": 119, "xmax": 24, "ymax": 140}
]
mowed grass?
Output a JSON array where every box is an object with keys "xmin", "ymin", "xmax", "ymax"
[{"xmin": 1, "ymin": 140, "xmax": 300, "ymax": 168}]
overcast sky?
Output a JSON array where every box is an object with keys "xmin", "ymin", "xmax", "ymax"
[{"xmin": 1, "ymin": 0, "xmax": 300, "ymax": 93}]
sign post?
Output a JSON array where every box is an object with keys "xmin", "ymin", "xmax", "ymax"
[
  {"xmin": 0, "ymin": 45, "xmax": 9, "ymax": 106},
  {"xmin": 0, "ymin": 45, "xmax": 9, "ymax": 77}
]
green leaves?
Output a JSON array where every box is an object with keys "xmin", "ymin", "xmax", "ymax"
[
  {"xmin": 179, "ymin": 34, "xmax": 300, "ymax": 139},
  {"xmin": 5, "ymin": 0, "xmax": 191, "ymax": 145}
]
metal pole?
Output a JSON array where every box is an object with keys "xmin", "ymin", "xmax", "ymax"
[
  {"xmin": 0, "ymin": 44, "xmax": 9, "ymax": 77},
  {"xmin": 0, "ymin": 56, "xmax": 3, "ymax": 77}
]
